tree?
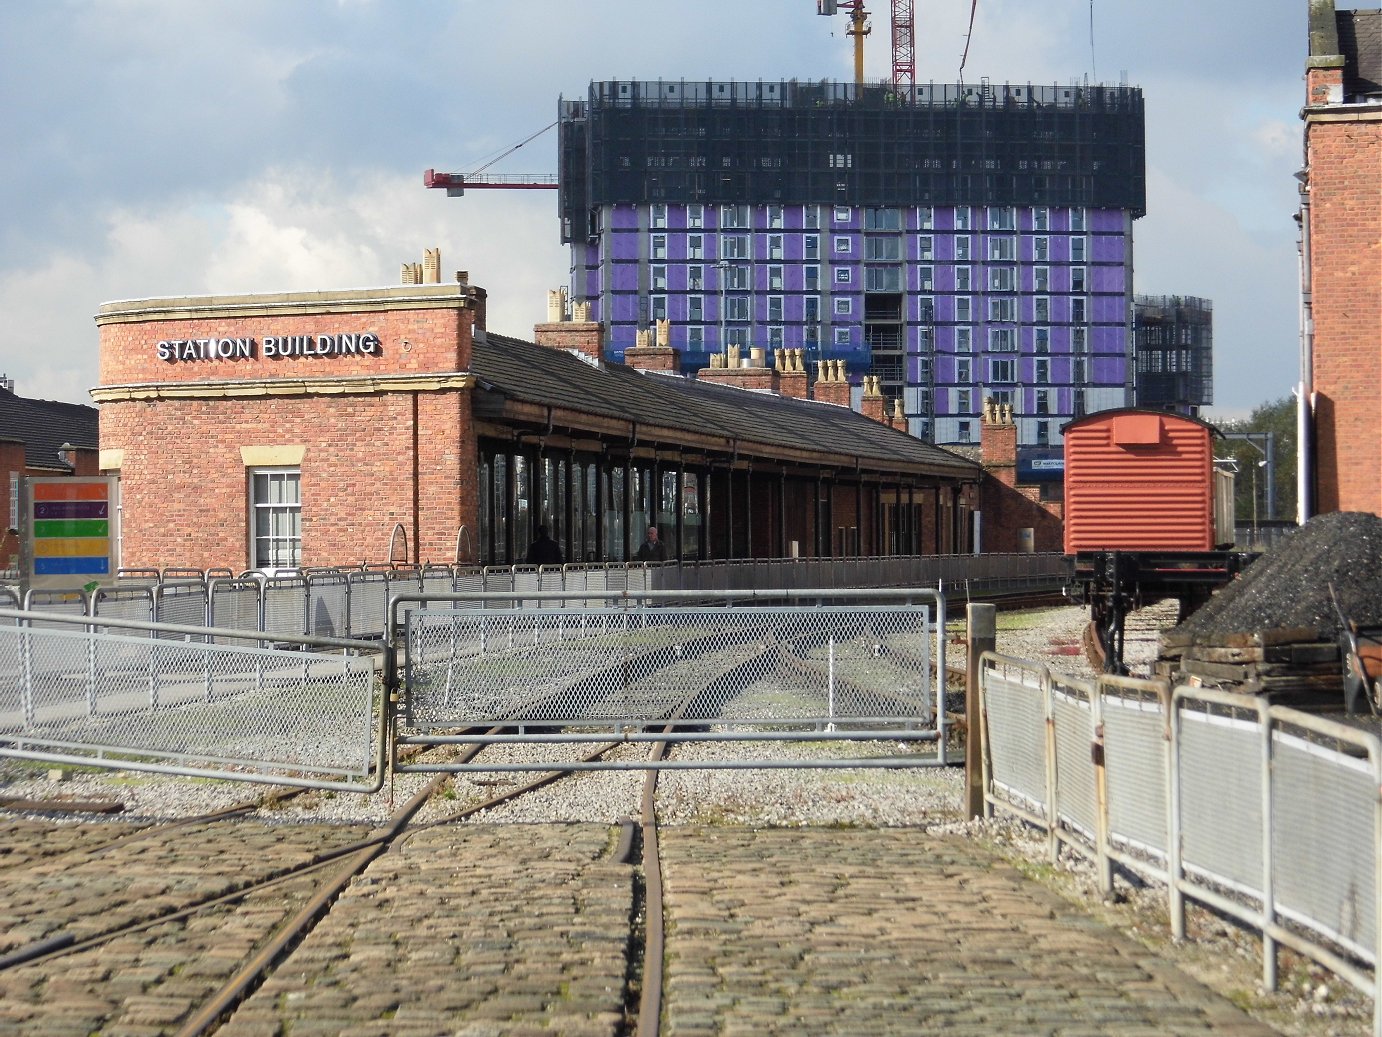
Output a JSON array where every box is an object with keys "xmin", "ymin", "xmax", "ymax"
[{"xmin": 1214, "ymin": 397, "xmax": 1297, "ymax": 528}]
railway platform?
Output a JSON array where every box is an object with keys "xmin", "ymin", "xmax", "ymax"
[{"xmin": 0, "ymin": 817, "xmax": 1289, "ymax": 1036}]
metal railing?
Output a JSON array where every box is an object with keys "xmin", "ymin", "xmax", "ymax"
[
  {"xmin": 0, "ymin": 608, "xmax": 386, "ymax": 791},
  {"xmin": 979, "ymin": 654, "xmax": 1382, "ymax": 1030},
  {"xmin": 388, "ymin": 588, "xmax": 948, "ymax": 771}
]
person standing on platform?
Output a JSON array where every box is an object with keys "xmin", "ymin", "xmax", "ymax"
[
  {"xmin": 525, "ymin": 525, "xmax": 563, "ymax": 566},
  {"xmin": 635, "ymin": 525, "xmax": 667, "ymax": 562}
]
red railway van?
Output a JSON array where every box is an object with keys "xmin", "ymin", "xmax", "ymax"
[{"xmin": 1063, "ymin": 409, "xmax": 1233, "ymax": 555}]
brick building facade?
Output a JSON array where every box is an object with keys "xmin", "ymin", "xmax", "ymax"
[{"xmin": 1302, "ymin": 2, "xmax": 1382, "ymax": 514}]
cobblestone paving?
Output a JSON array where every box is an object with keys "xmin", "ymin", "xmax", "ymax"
[
  {"xmin": 660, "ymin": 827, "xmax": 1283, "ymax": 1037},
  {"xmin": 218, "ymin": 824, "xmax": 633, "ymax": 1037}
]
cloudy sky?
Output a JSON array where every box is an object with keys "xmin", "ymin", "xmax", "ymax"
[{"xmin": 1, "ymin": 0, "xmax": 1313, "ymax": 417}]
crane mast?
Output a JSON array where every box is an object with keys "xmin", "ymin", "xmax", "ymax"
[{"xmin": 817, "ymin": 0, "xmax": 915, "ymax": 88}]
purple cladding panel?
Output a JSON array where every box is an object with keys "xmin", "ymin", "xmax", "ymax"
[
  {"xmin": 1091, "ymin": 267, "xmax": 1125, "ymax": 294},
  {"xmin": 611, "ymin": 205, "xmax": 639, "ymax": 230},
  {"xmin": 1090, "ymin": 209, "xmax": 1123, "ymax": 232},
  {"xmin": 610, "ymin": 264, "xmax": 639, "ymax": 292},
  {"xmin": 1092, "ymin": 234, "xmax": 1126, "ymax": 263},
  {"xmin": 611, "ymin": 233, "xmax": 640, "ymax": 262}
]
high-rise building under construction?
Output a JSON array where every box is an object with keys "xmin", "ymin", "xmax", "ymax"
[{"xmin": 558, "ymin": 78, "xmax": 1146, "ymax": 446}]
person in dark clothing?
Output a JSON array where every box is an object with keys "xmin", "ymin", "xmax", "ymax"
[
  {"xmin": 525, "ymin": 525, "xmax": 563, "ymax": 566},
  {"xmin": 635, "ymin": 525, "xmax": 667, "ymax": 562}
]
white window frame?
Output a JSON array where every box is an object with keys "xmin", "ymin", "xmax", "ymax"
[
  {"xmin": 1071, "ymin": 236, "xmax": 1087, "ymax": 263},
  {"xmin": 650, "ymin": 203, "xmax": 667, "ymax": 229},
  {"xmin": 805, "ymin": 234, "xmax": 820, "ymax": 260},
  {"xmin": 834, "ymin": 297, "xmax": 852, "ymax": 316},
  {"xmin": 955, "ymin": 297, "xmax": 972, "ymax": 322},
  {"xmin": 918, "ymin": 235, "xmax": 934, "ymax": 261},
  {"xmin": 249, "ymin": 467, "xmax": 302, "ymax": 570},
  {"xmin": 955, "ymin": 266, "xmax": 970, "ymax": 291},
  {"xmin": 835, "ymin": 267, "xmax": 851, "ymax": 284},
  {"xmin": 954, "ymin": 206, "xmax": 971, "ymax": 231},
  {"xmin": 833, "ymin": 327, "xmax": 851, "ymax": 346},
  {"xmin": 650, "ymin": 234, "xmax": 667, "ymax": 260},
  {"xmin": 833, "ymin": 235, "xmax": 852, "ymax": 255},
  {"xmin": 687, "ymin": 204, "xmax": 704, "ymax": 229},
  {"xmin": 687, "ymin": 235, "xmax": 703, "ymax": 260},
  {"xmin": 833, "ymin": 205, "xmax": 852, "ymax": 223}
]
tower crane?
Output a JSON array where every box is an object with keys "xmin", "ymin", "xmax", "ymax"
[
  {"xmin": 816, "ymin": 0, "xmax": 915, "ymax": 89},
  {"xmin": 423, "ymin": 122, "xmax": 558, "ymax": 196}
]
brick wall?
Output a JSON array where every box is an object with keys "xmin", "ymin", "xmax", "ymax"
[
  {"xmin": 1307, "ymin": 114, "xmax": 1382, "ymax": 513},
  {"xmin": 96, "ymin": 287, "xmax": 480, "ymax": 570}
]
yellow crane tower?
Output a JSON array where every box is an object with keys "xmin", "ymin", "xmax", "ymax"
[
  {"xmin": 817, "ymin": 0, "xmax": 871, "ymax": 86},
  {"xmin": 817, "ymin": 1, "xmax": 915, "ymax": 89}
]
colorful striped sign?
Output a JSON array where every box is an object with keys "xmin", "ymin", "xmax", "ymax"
[{"xmin": 26, "ymin": 478, "xmax": 117, "ymax": 588}]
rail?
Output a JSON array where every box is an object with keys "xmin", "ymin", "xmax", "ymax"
[{"xmin": 978, "ymin": 653, "xmax": 1382, "ymax": 1030}]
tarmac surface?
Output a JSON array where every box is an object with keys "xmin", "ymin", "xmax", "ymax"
[{"xmin": 0, "ymin": 818, "xmax": 1291, "ymax": 1036}]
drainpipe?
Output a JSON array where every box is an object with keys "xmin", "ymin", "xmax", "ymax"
[{"xmin": 1295, "ymin": 166, "xmax": 1314, "ymax": 523}]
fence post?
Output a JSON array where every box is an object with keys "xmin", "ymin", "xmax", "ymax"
[{"xmin": 965, "ymin": 602, "xmax": 995, "ymax": 819}]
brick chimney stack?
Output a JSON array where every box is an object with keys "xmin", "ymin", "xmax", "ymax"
[
  {"xmin": 624, "ymin": 320, "xmax": 679, "ymax": 372},
  {"xmin": 860, "ymin": 375, "xmax": 888, "ymax": 424},
  {"xmin": 775, "ymin": 348, "xmax": 809, "ymax": 399},
  {"xmin": 812, "ymin": 359, "xmax": 852, "ymax": 408},
  {"xmin": 980, "ymin": 396, "xmax": 1019, "ymax": 487},
  {"xmin": 533, "ymin": 290, "xmax": 604, "ymax": 362},
  {"xmin": 696, "ymin": 344, "xmax": 775, "ymax": 390}
]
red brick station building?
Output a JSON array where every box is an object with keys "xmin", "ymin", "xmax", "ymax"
[{"xmin": 94, "ymin": 261, "xmax": 1049, "ymax": 573}]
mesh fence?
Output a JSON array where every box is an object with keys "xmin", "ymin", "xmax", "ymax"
[
  {"xmin": 405, "ymin": 605, "xmax": 937, "ymax": 740},
  {"xmin": 0, "ymin": 621, "xmax": 380, "ymax": 787}
]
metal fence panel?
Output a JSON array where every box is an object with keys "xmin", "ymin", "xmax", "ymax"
[
  {"xmin": 208, "ymin": 578, "xmax": 263, "ymax": 638},
  {"xmin": 1176, "ymin": 694, "xmax": 1265, "ymax": 899},
  {"xmin": 404, "ymin": 604, "xmax": 937, "ymax": 740},
  {"xmin": 348, "ymin": 571, "xmax": 388, "ymax": 638},
  {"xmin": 307, "ymin": 572, "xmax": 350, "ymax": 638},
  {"xmin": 93, "ymin": 586, "xmax": 155, "ymax": 625},
  {"xmin": 1100, "ymin": 676, "xmax": 1171, "ymax": 867},
  {"xmin": 979, "ymin": 653, "xmax": 1049, "ymax": 818},
  {"xmin": 262, "ymin": 577, "xmax": 308, "ymax": 640},
  {"xmin": 155, "ymin": 582, "xmax": 209, "ymax": 635},
  {"xmin": 0, "ymin": 621, "xmax": 380, "ymax": 788},
  {"xmin": 1050, "ymin": 674, "xmax": 1098, "ymax": 847},
  {"xmin": 1270, "ymin": 716, "xmax": 1379, "ymax": 961}
]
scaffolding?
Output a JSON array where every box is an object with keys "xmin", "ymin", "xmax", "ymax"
[
  {"xmin": 1133, "ymin": 295, "xmax": 1214, "ymax": 414},
  {"xmin": 559, "ymin": 79, "xmax": 1146, "ymax": 243}
]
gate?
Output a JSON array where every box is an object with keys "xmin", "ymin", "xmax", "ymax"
[
  {"xmin": 390, "ymin": 588, "xmax": 947, "ymax": 771},
  {"xmin": 0, "ymin": 608, "xmax": 385, "ymax": 791}
]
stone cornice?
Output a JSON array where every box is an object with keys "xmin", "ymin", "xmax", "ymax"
[
  {"xmin": 92, "ymin": 372, "xmax": 476, "ymax": 402},
  {"xmin": 95, "ymin": 285, "xmax": 476, "ymax": 325},
  {"xmin": 1303, "ymin": 102, "xmax": 1382, "ymax": 122}
]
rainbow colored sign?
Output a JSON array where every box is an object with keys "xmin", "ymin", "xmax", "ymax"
[{"xmin": 25, "ymin": 477, "xmax": 117, "ymax": 590}]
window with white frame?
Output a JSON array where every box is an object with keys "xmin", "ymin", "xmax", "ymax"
[
  {"xmin": 651, "ymin": 295, "xmax": 667, "ymax": 321},
  {"xmin": 726, "ymin": 297, "xmax": 750, "ymax": 321},
  {"xmin": 835, "ymin": 267, "xmax": 851, "ymax": 284},
  {"xmin": 651, "ymin": 235, "xmax": 667, "ymax": 260},
  {"xmin": 1033, "ymin": 236, "xmax": 1049, "ymax": 262},
  {"xmin": 1036, "ymin": 420, "xmax": 1050, "ymax": 445},
  {"xmin": 990, "ymin": 329, "xmax": 1017, "ymax": 352},
  {"xmin": 1073, "ymin": 328, "xmax": 1088, "ymax": 353},
  {"xmin": 767, "ymin": 234, "xmax": 783, "ymax": 260},
  {"xmin": 918, "ymin": 235, "xmax": 934, "ymax": 260},
  {"xmin": 987, "ymin": 206, "xmax": 1016, "ymax": 230},
  {"xmin": 687, "ymin": 235, "xmax": 703, "ymax": 260},
  {"xmin": 834, "ymin": 297, "xmax": 852, "ymax": 316},
  {"xmin": 833, "ymin": 205, "xmax": 851, "ymax": 223},
  {"xmin": 722, "ymin": 204, "xmax": 749, "ymax": 228},
  {"xmin": 723, "ymin": 235, "xmax": 749, "ymax": 260},
  {"xmin": 652, "ymin": 265, "xmax": 667, "ymax": 291},
  {"xmin": 919, "ymin": 206, "xmax": 934, "ymax": 230},
  {"xmin": 805, "ymin": 234, "xmax": 819, "ymax": 260},
  {"xmin": 1034, "ymin": 296, "xmax": 1050, "ymax": 322},
  {"xmin": 689, "ymin": 296, "xmax": 704, "ymax": 322},
  {"xmin": 834, "ymin": 327, "xmax": 851, "ymax": 345},
  {"xmin": 724, "ymin": 265, "xmax": 749, "ymax": 291},
  {"xmin": 1071, "ymin": 236, "xmax": 1086, "ymax": 263},
  {"xmin": 919, "ymin": 265, "xmax": 934, "ymax": 291},
  {"xmin": 955, "ymin": 266, "xmax": 970, "ymax": 291},
  {"xmin": 768, "ymin": 296, "xmax": 784, "ymax": 322},
  {"xmin": 768, "ymin": 265, "xmax": 783, "ymax": 291},
  {"xmin": 918, "ymin": 296, "xmax": 934, "ymax": 322},
  {"xmin": 688, "ymin": 325, "xmax": 704, "ymax": 348},
  {"xmin": 805, "ymin": 265, "xmax": 820, "ymax": 291},
  {"xmin": 1072, "ymin": 297, "xmax": 1087, "ymax": 323},
  {"xmin": 989, "ymin": 358, "xmax": 1015, "ymax": 382},
  {"xmin": 1036, "ymin": 358, "xmax": 1050, "ymax": 383},
  {"xmin": 805, "ymin": 297, "xmax": 821, "ymax": 322},
  {"xmin": 687, "ymin": 203, "xmax": 704, "ymax": 228},
  {"xmin": 250, "ymin": 468, "xmax": 302, "ymax": 569},
  {"xmin": 1034, "ymin": 266, "xmax": 1049, "ymax": 292},
  {"xmin": 804, "ymin": 205, "xmax": 820, "ymax": 229},
  {"xmin": 806, "ymin": 324, "xmax": 820, "ymax": 344},
  {"xmin": 956, "ymin": 357, "xmax": 972, "ymax": 381},
  {"xmin": 958, "ymin": 420, "xmax": 972, "ymax": 443},
  {"xmin": 767, "ymin": 204, "xmax": 783, "ymax": 229},
  {"xmin": 1035, "ymin": 327, "xmax": 1050, "ymax": 353},
  {"xmin": 1070, "ymin": 207, "xmax": 1086, "ymax": 231},
  {"xmin": 650, "ymin": 203, "xmax": 667, "ymax": 229},
  {"xmin": 989, "ymin": 267, "xmax": 1015, "ymax": 292},
  {"xmin": 728, "ymin": 327, "xmax": 748, "ymax": 346},
  {"xmin": 956, "ymin": 330, "xmax": 972, "ymax": 355},
  {"xmin": 865, "ymin": 208, "xmax": 902, "ymax": 231},
  {"xmin": 988, "ymin": 237, "xmax": 1016, "ymax": 261},
  {"xmin": 1035, "ymin": 389, "xmax": 1050, "ymax": 415},
  {"xmin": 834, "ymin": 236, "xmax": 852, "ymax": 254},
  {"xmin": 989, "ymin": 298, "xmax": 1016, "ymax": 322},
  {"xmin": 1033, "ymin": 206, "xmax": 1049, "ymax": 231},
  {"xmin": 768, "ymin": 326, "xmax": 784, "ymax": 347},
  {"xmin": 956, "ymin": 388, "xmax": 972, "ymax": 413},
  {"xmin": 955, "ymin": 297, "xmax": 972, "ymax": 322},
  {"xmin": 955, "ymin": 236, "xmax": 971, "ymax": 261},
  {"xmin": 954, "ymin": 206, "xmax": 971, "ymax": 230},
  {"xmin": 689, "ymin": 265, "xmax": 704, "ymax": 289}
]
